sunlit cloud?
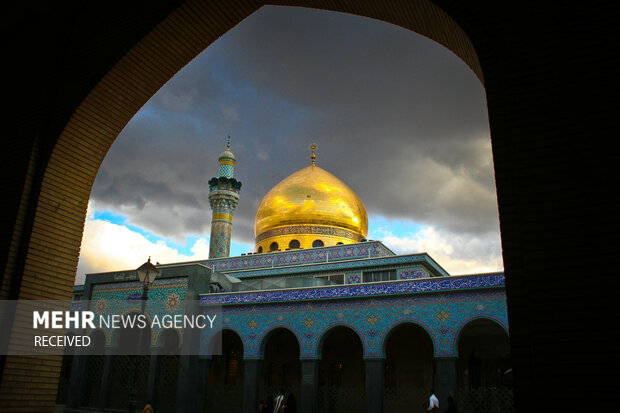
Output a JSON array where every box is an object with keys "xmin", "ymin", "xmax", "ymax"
[
  {"xmin": 75, "ymin": 203, "xmax": 252, "ymax": 284},
  {"xmin": 370, "ymin": 221, "xmax": 503, "ymax": 275}
]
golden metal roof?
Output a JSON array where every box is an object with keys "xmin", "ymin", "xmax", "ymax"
[{"xmin": 254, "ymin": 164, "xmax": 368, "ymax": 251}]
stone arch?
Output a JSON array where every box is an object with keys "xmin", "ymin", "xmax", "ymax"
[
  {"xmin": 382, "ymin": 321, "xmax": 435, "ymax": 405},
  {"xmin": 12, "ymin": 0, "xmax": 482, "ymax": 304},
  {"xmin": 87, "ymin": 328, "xmax": 109, "ymax": 349},
  {"xmin": 258, "ymin": 327, "xmax": 301, "ymax": 400},
  {"xmin": 452, "ymin": 316, "xmax": 509, "ymax": 356},
  {"xmin": 258, "ymin": 326, "xmax": 302, "ymax": 360},
  {"xmin": 315, "ymin": 323, "xmax": 365, "ymax": 360},
  {"xmin": 155, "ymin": 327, "xmax": 181, "ymax": 352},
  {"xmin": 2, "ymin": 1, "xmax": 483, "ymax": 408},
  {"xmin": 206, "ymin": 327, "xmax": 245, "ymax": 358},
  {"xmin": 316, "ymin": 324, "xmax": 365, "ymax": 410},
  {"xmin": 108, "ymin": 310, "xmax": 154, "ymax": 349},
  {"xmin": 455, "ymin": 317, "xmax": 511, "ymax": 391},
  {"xmin": 206, "ymin": 328, "xmax": 245, "ymax": 412},
  {"xmin": 381, "ymin": 320, "xmax": 436, "ymax": 358}
]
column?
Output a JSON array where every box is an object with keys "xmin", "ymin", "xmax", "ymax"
[
  {"xmin": 242, "ymin": 359, "xmax": 259, "ymax": 413},
  {"xmin": 300, "ymin": 360, "xmax": 318, "ymax": 413},
  {"xmin": 176, "ymin": 355, "xmax": 209, "ymax": 412},
  {"xmin": 97, "ymin": 352, "xmax": 114, "ymax": 411},
  {"xmin": 365, "ymin": 359, "xmax": 384, "ymax": 413},
  {"xmin": 434, "ymin": 357, "xmax": 457, "ymax": 409},
  {"xmin": 66, "ymin": 354, "xmax": 86, "ymax": 409},
  {"xmin": 146, "ymin": 353, "xmax": 159, "ymax": 405}
]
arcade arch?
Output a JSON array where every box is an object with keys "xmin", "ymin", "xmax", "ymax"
[
  {"xmin": 456, "ymin": 318, "xmax": 510, "ymax": 389},
  {"xmin": 2, "ymin": 1, "xmax": 486, "ymax": 410},
  {"xmin": 382, "ymin": 322, "xmax": 435, "ymax": 412},
  {"xmin": 81, "ymin": 330, "xmax": 106, "ymax": 408},
  {"xmin": 318, "ymin": 325, "xmax": 365, "ymax": 413},
  {"xmin": 259, "ymin": 328, "xmax": 301, "ymax": 402},
  {"xmin": 206, "ymin": 329, "xmax": 244, "ymax": 412},
  {"xmin": 154, "ymin": 329, "xmax": 181, "ymax": 413},
  {"xmin": 456, "ymin": 318, "xmax": 512, "ymax": 412}
]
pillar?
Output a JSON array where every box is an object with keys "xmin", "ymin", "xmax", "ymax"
[
  {"xmin": 146, "ymin": 353, "xmax": 159, "ymax": 406},
  {"xmin": 97, "ymin": 352, "xmax": 114, "ymax": 411},
  {"xmin": 300, "ymin": 360, "xmax": 318, "ymax": 413},
  {"xmin": 365, "ymin": 359, "xmax": 384, "ymax": 413},
  {"xmin": 66, "ymin": 354, "xmax": 86, "ymax": 409},
  {"xmin": 242, "ymin": 359, "xmax": 259, "ymax": 413},
  {"xmin": 175, "ymin": 355, "xmax": 209, "ymax": 412},
  {"xmin": 434, "ymin": 357, "xmax": 457, "ymax": 409}
]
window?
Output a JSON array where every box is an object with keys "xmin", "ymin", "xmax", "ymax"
[
  {"xmin": 363, "ymin": 269, "xmax": 397, "ymax": 283},
  {"xmin": 315, "ymin": 274, "xmax": 344, "ymax": 285},
  {"xmin": 257, "ymin": 246, "xmax": 263, "ymax": 253},
  {"xmin": 312, "ymin": 239, "xmax": 324, "ymax": 248},
  {"xmin": 269, "ymin": 242, "xmax": 279, "ymax": 252},
  {"xmin": 289, "ymin": 239, "xmax": 300, "ymax": 249}
]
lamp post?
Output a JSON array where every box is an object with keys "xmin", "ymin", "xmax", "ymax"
[{"xmin": 129, "ymin": 257, "xmax": 159, "ymax": 413}]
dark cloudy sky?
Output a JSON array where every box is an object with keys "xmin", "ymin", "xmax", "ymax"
[{"xmin": 76, "ymin": 6, "xmax": 502, "ymax": 281}]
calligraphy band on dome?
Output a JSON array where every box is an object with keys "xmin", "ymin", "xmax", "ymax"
[{"xmin": 255, "ymin": 225, "xmax": 364, "ymax": 244}]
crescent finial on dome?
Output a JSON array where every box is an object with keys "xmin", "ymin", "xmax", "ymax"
[{"xmin": 311, "ymin": 144, "xmax": 317, "ymax": 166}]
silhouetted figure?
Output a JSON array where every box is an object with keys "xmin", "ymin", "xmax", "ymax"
[
  {"xmin": 260, "ymin": 395, "xmax": 274, "ymax": 413},
  {"xmin": 273, "ymin": 388, "xmax": 285, "ymax": 413},
  {"xmin": 426, "ymin": 389, "xmax": 439, "ymax": 411},
  {"xmin": 283, "ymin": 393, "xmax": 297, "ymax": 413},
  {"xmin": 445, "ymin": 396, "xmax": 457, "ymax": 413}
]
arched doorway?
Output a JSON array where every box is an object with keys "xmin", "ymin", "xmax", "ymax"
[
  {"xmin": 0, "ymin": 2, "xmax": 486, "ymax": 410},
  {"xmin": 206, "ymin": 329, "xmax": 244, "ymax": 412},
  {"xmin": 383, "ymin": 322, "xmax": 435, "ymax": 413},
  {"xmin": 259, "ymin": 328, "xmax": 301, "ymax": 405},
  {"xmin": 54, "ymin": 332, "xmax": 76, "ymax": 407},
  {"xmin": 81, "ymin": 330, "xmax": 106, "ymax": 408},
  {"xmin": 318, "ymin": 325, "xmax": 365, "ymax": 413},
  {"xmin": 456, "ymin": 318, "xmax": 512, "ymax": 412},
  {"xmin": 106, "ymin": 313, "xmax": 152, "ymax": 410},
  {"xmin": 154, "ymin": 329, "xmax": 180, "ymax": 413}
]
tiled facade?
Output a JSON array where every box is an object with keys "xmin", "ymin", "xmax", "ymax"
[{"xmin": 201, "ymin": 273, "xmax": 507, "ymax": 359}]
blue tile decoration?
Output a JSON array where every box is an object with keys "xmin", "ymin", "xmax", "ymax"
[
  {"xmin": 201, "ymin": 274, "xmax": 504, "ymax": 305},
  {"xmin": 219, "ymin": 163, "xmax": 234, "ymax": 178},
  {"xmin": 89, "ymin": 277, "xmax": 188, "ymax": 347},
  {"xmin": 160, "ymin": 241, "xmax": 395, "ymax": 274},
  {"xmin": 214, "ymin": 254, "xmax": 444, "ymax": 279},
  {"xmin": 346, "ymin": 273, "xmax": 361, "ymax": 284},
  {"xmin": 200, "ymin": 274, "xmax": 507, "ymax": 359},
  {"xmin": 399, "ymin": 266, "xmax": 430, "ymax": 279}
]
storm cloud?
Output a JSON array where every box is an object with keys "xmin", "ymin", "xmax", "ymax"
[{"xmin": 89, "ymin": 6, "xmax": 500, "ymax": 261}]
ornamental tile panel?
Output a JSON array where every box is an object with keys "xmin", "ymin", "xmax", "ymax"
[
  {"xmin": 188, "ymin": 241, "xmax": 394, "ymax": 273},
  {"xmin": 89, "ymin": 277, "xmax": 188, "ymax": 347},
  {"xmin": 199, "ymin": 275, "xmax": 507, "ymax": 360},
  {"xmin": 201, "ymin": 274, "xmax": 504, "ymax": 305}
]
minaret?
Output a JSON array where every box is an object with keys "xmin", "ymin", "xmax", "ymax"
[{"xmin": 208, "ymin": 136, "xmax": 242, "ymax": 258}]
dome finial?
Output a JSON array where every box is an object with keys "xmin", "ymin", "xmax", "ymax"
[
  {"xmin": 227, "ymin": 135, "xmax": 231, "ymax": 150},
  {"xmin": 310, "ymin": 144, "xmax": 317, "ymax": 166}
]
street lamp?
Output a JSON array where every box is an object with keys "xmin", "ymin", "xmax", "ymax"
[{"xmin": 129, "ymin": 257, "xmax": 159, "ymax": 413}]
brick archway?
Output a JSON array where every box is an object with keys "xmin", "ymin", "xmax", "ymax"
[{"xmin": 2, "ymin": 1, "xmax": 615, "ymax": 412}]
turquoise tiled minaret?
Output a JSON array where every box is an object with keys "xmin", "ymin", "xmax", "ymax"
[{"xmin": 208, "ymin": 136, "xmax": 242, "ymax": 258}]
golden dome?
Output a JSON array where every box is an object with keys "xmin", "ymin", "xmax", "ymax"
[{"xmin": 254, "ymin": 164, "xmax": 368, "ymax": 252}]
